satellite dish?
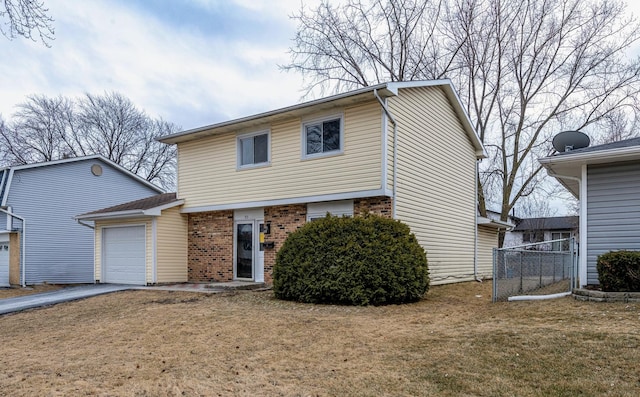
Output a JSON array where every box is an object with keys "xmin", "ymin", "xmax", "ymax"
[{"xmin": 552, "ymin": 130, "xmax": 590, "ymax": 152}]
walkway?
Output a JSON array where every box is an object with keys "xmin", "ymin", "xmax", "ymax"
[
  {"xmin": 0, "ymin": 282, "xmax": 267, "ymax": 315},
  {"xmin": 0, "ymin": 284, "xmax": 133, "ymax": 315}
]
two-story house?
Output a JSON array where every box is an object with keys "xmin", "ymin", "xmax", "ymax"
[
  {"xmin": 0, "ymin": 156, "xmax": 163, "ymax": 287},
  {"xmin": 79, "ymin": 80, "xmax": 488, "ymax": 286}
]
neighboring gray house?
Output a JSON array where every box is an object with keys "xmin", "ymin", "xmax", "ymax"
[
  {"xmin": 505, "ymin": 216, "xmax": 579, "ymax": 251},
  {"xmin": 539, "ymin": 137, "xmax": 640, "ymax": 287},
  {"xmin": 0, "ymin": 155, "xmax": 163, "ymax": 286}
]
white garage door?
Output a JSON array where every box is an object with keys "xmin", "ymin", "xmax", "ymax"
[
  {"xmin": 0, "ymin": 241, "xmax": 9, "ymax": 287},
  {"xmin": 103, "ymin": 226, "xmax": 146, "ymax": 285}
]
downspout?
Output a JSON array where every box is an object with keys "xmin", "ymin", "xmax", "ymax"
[
  {"xmin": 76, "ymin": 219, "xmax": 95, "ymax": 229},
  {"xmin": 0, "ymin": 207, "xmax": 26, "ymax": 287},
  {"xmin": 474, "ymin": 159, "xmax": 480, "ymax": 282},
  {"xmin": 373, "ymin": 89, "xmax": 398, "ymax": 218},
  {"xmin": 547, "ymin": 171, "xmax": 583, "ymax": 288}
]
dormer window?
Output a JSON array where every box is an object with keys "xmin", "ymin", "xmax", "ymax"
[
  {"xmin": 237, "ymin": 130, "xmax": 270, "ymax": 169},
  {"xmin": 302, "ymin": 114, "xmax": 343, "ymax": 159}
]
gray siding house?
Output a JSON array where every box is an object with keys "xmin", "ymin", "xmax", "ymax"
[
  {"xmin": 0, "ymin": 156, "xmax": 163, "ymax": 286},
  {"xmin": 539, "ymin": 137, "xmax": 640, "ymax": 287}
]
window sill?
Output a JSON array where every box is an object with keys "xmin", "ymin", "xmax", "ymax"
[
  {"xmin": 237, "ymin": 162, "xmax": 271, "ymax": 171},
  {"xmin": 301, "ymin": 150, "xmax": 344, "ymax": 161}
]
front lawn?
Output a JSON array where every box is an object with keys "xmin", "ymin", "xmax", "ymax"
[{"xmin": 0, "ymin": 282, "xmax": 638, "ymax": 396}]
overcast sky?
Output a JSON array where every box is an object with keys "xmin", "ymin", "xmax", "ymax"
[
  {"xmin": 0, "ymin": 0, "xmax": 320, "ymax": 131},
  {"xmin": 3, "ymin": 0, "xmax": 640, "ymax": 135}
]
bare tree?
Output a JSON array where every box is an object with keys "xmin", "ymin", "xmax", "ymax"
[
  {"xmin": 284, "ymin": 0, "xmax": 640, "ymax": 232},
  {"xmin": 0, "ymin": 0, "xmax": 54, "ymax": 45},
  {"xmin": 0, "ymin": 92, "xmax": 177, "ymax": 190}
]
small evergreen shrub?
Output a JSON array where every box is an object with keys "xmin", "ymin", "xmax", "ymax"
[
  {"xmin": 596, "ymin": 250, "xmax": 640, "ymax": 292},
  {"xmin": 273, "ymin": 214, "xmax": 429, "ymax": 305}
]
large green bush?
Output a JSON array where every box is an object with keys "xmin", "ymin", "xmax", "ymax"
[
  {"xmin": 597, "ymin": 250, "xmax": 640, "ymax": 291},
  {"xmin": 273, "ymin": 214, "xmax": 429, "ymax": 305}
]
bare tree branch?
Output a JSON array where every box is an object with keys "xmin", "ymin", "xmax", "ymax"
[
  {"xmin": 1, "ymin": 92, "xmax": 177, "ymax": 190},
  {"xmin": 0, "ymin": 0, "xmax": 54, "ymax": 45},
  {"xmin": 284, "ymin": 0, "xmax": 640, "ymax": 226}
]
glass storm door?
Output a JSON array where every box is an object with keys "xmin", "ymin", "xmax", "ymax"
[{"xmin": 235, "ymin": 222, "xmax": 254, "ymax": 279}]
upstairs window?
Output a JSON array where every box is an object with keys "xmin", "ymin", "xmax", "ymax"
[
  {"xmin": 302, "ymin": 115, "xmax": 343, "ymax": 158},
  {"xmin": 238, "ymin": 131, "xmax": 269, "ymax": 168}
]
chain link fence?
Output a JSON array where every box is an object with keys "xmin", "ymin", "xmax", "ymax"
[{"xmin": 492, "ymin": 238, "xmax": 577, "ymax": 302}]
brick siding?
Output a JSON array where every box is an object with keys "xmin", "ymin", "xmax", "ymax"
[
  {"xmin": 187, "ymin": 210, "xmax": 234, "ymax": 282},
  {"xmin": 185, "ymin": 197, "xmax": 392, "ymax": 284},
  {"xmin": 263, "ymin": 204, "xmax": 307, "ymax": 284},
  {"xmin": 354, "ymin": 196, "xmax": 393, "ymax": 218}
]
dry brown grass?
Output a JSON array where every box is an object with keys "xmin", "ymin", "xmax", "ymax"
[
  {"xmin": 0, "ymin": 281, "xmax": 639, "ymax": 396},
  {"xmin": 0, "ymin": 284, "xmax": 63, "ymax": 299}
]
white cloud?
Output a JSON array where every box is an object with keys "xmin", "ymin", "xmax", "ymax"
[{"xmin": 0, "ymin": 0, "xmax": 309, "ymax": 130}]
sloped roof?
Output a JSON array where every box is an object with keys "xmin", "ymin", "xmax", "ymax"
[
  {"xmin": 554, "ymin": 136, "xmax": 640, "ymax": 156},
  {"xmin": 76, "ymin": 193, "xmax": 182, "ymax": 220},
  {"xmin": 157, "ymin": 80, "xmax": 487, "ymax": 158},
  {"xmin": 539, "ymin": 136, "xmax": 640, "ymax": 197},
  {"xmin": 0, "ymin": 155, "xmax": 163, "ymax": 206},
  {"xmin": 513, "ymin": 216, "xmax": 578, "ymax": 231}
]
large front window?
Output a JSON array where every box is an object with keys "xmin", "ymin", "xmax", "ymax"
[
  {"xmin": 303, "ymin": 116, "xmax": 343, "ymax": 158},
  {"xmin": 238, "ymin": 131, "xmax": 269, "ymax": 168}
]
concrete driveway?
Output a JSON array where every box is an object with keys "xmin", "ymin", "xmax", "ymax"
[
  {"xmin": 0, "ymin": 284, "xmax": 133, "ymax": 315},
  {"xmin": 0, "ymin": 281, "xmax": 266, "ymax": 315}
]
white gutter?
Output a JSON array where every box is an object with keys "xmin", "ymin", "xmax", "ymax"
[
  {"xmin": 0, "ymin": 207, "xmax": 26, "ymax": 287},
  {"xmin": 539, "ymin": 145, "xmax": 640, "ymax": 165},
  {"xmin": 547, "ymin": 171, "xmax": 584, "ymax": 288},
  {"xmin": 75, "ymin": 199, "xmax": 185, "ymax": 221},
  {"xmin": 373, "ymin": 89, "xmax": 398, "ymax": 218}
]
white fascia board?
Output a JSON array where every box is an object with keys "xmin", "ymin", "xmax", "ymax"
[
  {"xmin": 76, "ymin": 200, "xmax": 183, "ymax": 221},
  {"xmin": 7, "ymin": 154, "xmax": 104, "ymax": 171},
  {"xmin": 539, "ymin": 146, "xmax": 640, "ymax": 165},
  {"xmin": 180, "ymin": 189, "xmax": 390, "ymax": 213},
  {"xmin": 76, "ymin": 210, "xmax": 147, "ymax": 221},
  {"xmin": 150, "ymin": 199, "xmax": 184, "ymax": 213},
  {"xmin": 477, "ymin": 216, "xmax": 514, "ymax": 229},
  {"xmin": 159, "ymin": 83, "xmax": 395, "ymax": 144},
  {"xmin": 158, "ymin": 80, "xmax": 477, "ymax": 145},
  {"xmin": 441, "ymin": 83, "xmax": 487, "ymax": 159},
  {"xmin": 387, "ymin": 80, "xmax": 486, "ymax": 159},
  {"xmin": 6, "ymin": 155, "xmax": 164, "ymax": 194}
]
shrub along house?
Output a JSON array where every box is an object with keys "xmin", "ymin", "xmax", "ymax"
[
  {"xmin": 81, "ymin": 80, "xmax": 491, "ymax": 286},
  {"xmin": 539, "ymin": 137, "xmax": 640, "ymax": 287}
]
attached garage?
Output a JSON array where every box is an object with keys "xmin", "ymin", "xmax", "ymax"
[
  {"xmin": 76, "ymin": 193, "xmax": 187, "ymax": 286},
  {"xmin": 103, "ymin": 225, "xmax": 146, "ymax": 285}
]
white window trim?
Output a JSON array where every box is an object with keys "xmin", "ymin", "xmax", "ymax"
[
  {"xmin": 306, "ymin": 200, "xmax": 354, "ymax": 221},
  {"xmin": 237, "ymin": 129, "xmax": 271, "ymax": 170},
  {"xmin": 301, "ymin": 113, "xmax": 344, "ymax": 160}
]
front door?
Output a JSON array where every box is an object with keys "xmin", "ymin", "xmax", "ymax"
[
  {"xmin": 235, "ymin": 222, "xmax": 254, "ymax": 279},
  {"xmin": 234, "ymin": 219, "xmax": 265, "ymax": 281}
]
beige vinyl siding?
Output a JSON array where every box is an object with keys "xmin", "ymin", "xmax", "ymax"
[
  {"xmin": 477, "ymin": 226, "xmax": 498, "ymax": 279},
  {"xmin": 178, "ymin": 101, "xmax": 383, "ymax": 209},
  {"xmin": 156, "ymin": 206, "xmax": 188, "ymax": 283},
  {"xmin": 94, "ymin": 218, "xmax": 152, "ymax": 283},
  {"xmin": 390, "ymin": 86, "xmax": 477, "ymax": 285}
]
